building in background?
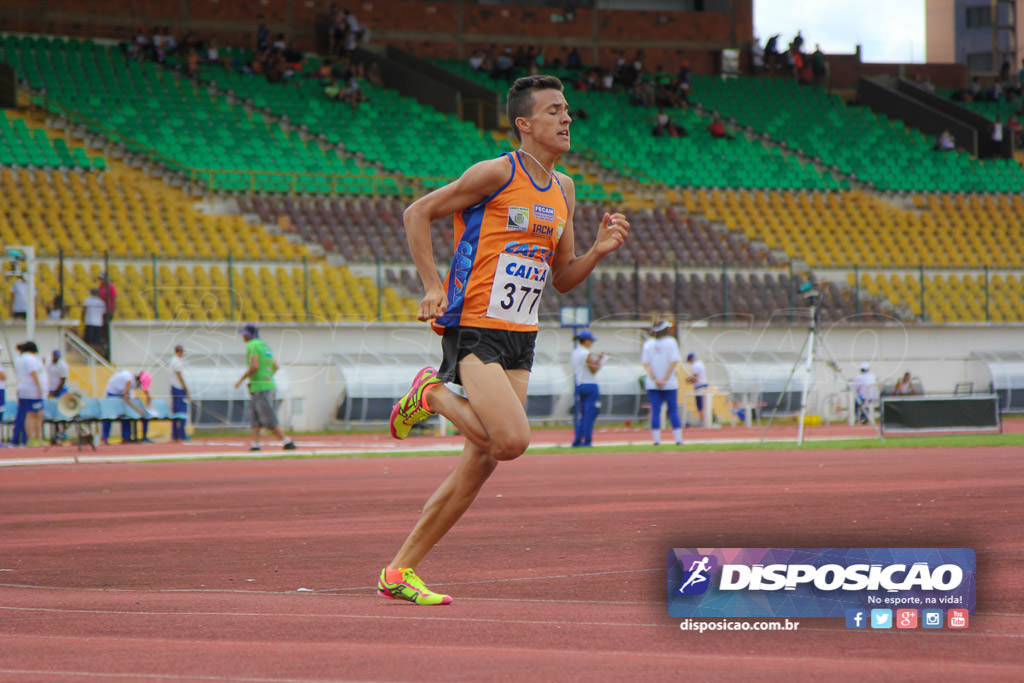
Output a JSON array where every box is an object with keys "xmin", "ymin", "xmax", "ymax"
[{"xmin": 927, "ymin": 0, "xmax": 1021, "ymax": 77}]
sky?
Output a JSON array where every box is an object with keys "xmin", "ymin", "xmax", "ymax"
[{"xmin": 754, "ymin": 0, "xmax": 927, "ymax": 64}]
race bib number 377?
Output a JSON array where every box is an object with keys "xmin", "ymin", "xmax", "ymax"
[{"xmin": 486, "ymin": 252, "xmax": 549, "ymax": 326}]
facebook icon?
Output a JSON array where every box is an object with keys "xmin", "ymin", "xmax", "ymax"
[{"xmin": 845, "ymin": 609, "xmax": 867, "ymax": 629}]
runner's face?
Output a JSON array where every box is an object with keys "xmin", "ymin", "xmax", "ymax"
[{"xmin": 523, "ymin": 89, "xmax": 571, "ymax": 151}]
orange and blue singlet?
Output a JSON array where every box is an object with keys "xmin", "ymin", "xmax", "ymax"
[{"xmin": 434, "ymin": 151, "xmax": 569, "ymax": 333}]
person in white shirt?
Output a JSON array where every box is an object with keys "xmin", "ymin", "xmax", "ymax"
[
  {"xmin": 851, "ymin": 362, "xmax": 878, "ymax": 424},
  {"xmin": 101, "ymin": 368, "xmax": 150, "ymax": 445},
  {"xmin": 641, "ymin": 321, "xmax": 683, "ymax": 445},
  {"xmin": 570, "ymin": 329, "xmax": 605, "ymax": 447},
  {"xmin": 10, "ymin": 276, "xmax": 28, "ymax": 320},
  {"xmin": 45, "ymin": 349, "xmax": 69, "ymax": 398},
  {"xmin": 12, "ymin": 341, "xmax": 45, "ymax": 446},
  {"xmin": 81, "ymin": 288, "xmax": 107, "ymax": 354},
  {"xmin": 685, "ymin": 352, "xmax": 709, "ymax": 423},
  {"xmin": 169, "ymin": 345, "xmax": 190, "ymax": 441}
]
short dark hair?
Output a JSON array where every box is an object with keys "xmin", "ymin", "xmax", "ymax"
[{"xmin": 506, "ymin": 75, "xmax": 564, "ymax": 142}]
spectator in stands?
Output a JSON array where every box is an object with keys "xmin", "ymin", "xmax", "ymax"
[
  {"xmin": 750, "ymin": 37, "xmax": 764, "ymax": 74},
  {"xmin": 81, "ymin": 288, "xmax": 107, "ymax": 358},
  {"xmin": 935, "ymin": 129, "xmax": 956, "ymax": 151},
  {"xmin": 893, "ymin": 371, "xmax": 918, "ymax": 396},
  {"xmin": 12, "ymin": 341, "xmax": 45, "ymax": 447},
  {"xmin": 101, "ymin": 369, "xmax": 151, "ymax": 446},
  {"xmin": 851, "ymin": 362, "xmax": 878, "ymax": 424},
  {"xmin": 811, "ymin": 45, "xmax": 827, "ymax": 84},
  {"xmin": 185, "ymin": 47, "xmax": 200, "ymax": 77},
  {"xmin": 764, "ymin": 34, "xmax": 781, "ymax": 72},
  {"xmin": 643, "ymin": 321, "xmax": 683, "ymax": 445},
  {"xmin": 47, "ymin": 294, "xmax": 65, "ymax": 320},
  {"xmin": 468, "ymin": 48, "xmax": 488, "ymax": 72},
  {"xmin": 570, "ymin": 329, "xmax": 605, "ymax": 448},
  {"xmin": 1000, "ymin": 58, "xmax": 1011, "ymax": 83},
  {"xmin": 170, "ymin": 345, "xmax": 190, "ymax": 442},
  {"xmin": 257, "ymin": 15, "xmax": 269, "ymax": 51},
  {"xmin": 675, "ymin": 62, "xmax": 692, "ymax": 106},
  {"xmin": 329, "ymin": 6, "xmax": 345, "ymax": 56},
  {"xmin": 651, "ymin": 108, "xmax": 685, "ymax": 138},
  {"xmin": 1007, "ymin": 115, "xmax": 1022, "ymax": 144},
  {"xmin": 45, "ymin": 349, "xmax": 68, "ymax": 399},
  {"xmin": 491, "ymin": 47, "xmax": 515, "ymax": 80},
  {"xmin": 708, "ymin": 116, "xmax": 735, "ymax": 140},
  {"xmin": 9, "ymin": 275, "xmax": 28, "ymax": 320},
  {"xmin": 992, "ymin": 115, "xmax": 1005, "ymax": 145},
  {"xmin": 567, "ymin": 47, "xmax": 582, "ymax": 70},
  {"xmin": 234, "ymin": 324, "xmax": 297, "ymax": 452},
  {"xmin": 344, "ymin": 9, "xmax": 364, "ymax": 52}
]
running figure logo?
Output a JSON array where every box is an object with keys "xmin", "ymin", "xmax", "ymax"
[{"xmin": 677, "ymin": 554, "xmax": 717, "ymax": 595}]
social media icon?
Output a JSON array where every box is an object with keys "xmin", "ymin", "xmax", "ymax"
[
  {"xmin": 896, "ymin": 609, "xmax": 918, "ymax": 629},
  {"xmin": 845, "ymin": 609, "xmax": 867, "ymax": 629},
  {"xmin": 948, "ymin": 609, "xmax": 969, "ymax": 629},
  {"xmin": 871, "ymin": 609, "xmax": 892, "ymax": 629},
  {"xmin": 922, "ymin": 609, "xmax": 943, "ymax": 628}
]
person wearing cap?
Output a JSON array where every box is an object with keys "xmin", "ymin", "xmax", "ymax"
[
  {"xmin": 851, "ymin": 362, "xmax": 878, "ymax": 425},
  {"xmin": 12, "ymin": 341, "xmax": 45, "ymax": 447},
  {"xmin": 684, "ymin": 352, "xmax": 708, "ymax": 425},
  {"xmin": 234, "ymin": 324, "xmax": 296, "ymax": 452},
  {"xmin": 570, "ymin": 329, "xmax": 605, "ymax": 447},
  {"xmin": 170, "ymin": 344, "xmax": 190, "ymax": 442},
  {"xmin": 101, "ymin": 368, "xmax": 152, "ymax": 445},
  {"xmin": 641, "ymin": 320, "xmax": 683, "ymax": 446}
]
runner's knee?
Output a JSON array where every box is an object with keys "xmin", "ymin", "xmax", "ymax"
[{"xmin": 489, "ymin": 432, "xmax": 529, "ymax": 461}]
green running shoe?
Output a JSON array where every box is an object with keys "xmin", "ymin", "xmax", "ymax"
[
  {"xmin": 377, "ymin": 567, "xmax": 453, "ymax": 605},
  {"xmin": 389, "ymin": 367, "xmax": 442, "ymax": 439}
]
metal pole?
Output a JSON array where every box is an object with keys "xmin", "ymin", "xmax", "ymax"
[
  {"xmin": 228, "ymin": 253, "xmax": 235, "ymax": 321},
  {"xmin": 58, "ymin": 248, "xmax": 64, "ymax": 321},
  {"xmin": 376, "ymin": 257, "xmax": 382, "ymax": 321},
  {"xmin": 152, "ymin": 253, "xmax": 158, "ymax": 320},
  {"xmin": 984, "ymin": 265, "xmax": 990, "ymax": 322},
  {"xmin": 854, "ymin": 264, "xmax": 860, "ymax": 319},
  {"xmin": 303, "ymin": 256, "xmax": 310, "ymax": 321},
  {"xmin": 721, "ymin": 261, "xmax": 728, "ymax": 322},
  {"xmin": 919, "ymin": 263, "xmax": 925, "ymax": 321},
  {"xmin": 788, "ymin": 261, "xmax": 795, "ymax": 322},
  {"xmin": 633, "ymin": 260, "xmax": 640, "ymax": 319}
]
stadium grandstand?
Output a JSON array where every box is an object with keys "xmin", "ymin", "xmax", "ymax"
[{"xmin": 1, "ymin": 0, "xmax": 1023, "ymax": 434}]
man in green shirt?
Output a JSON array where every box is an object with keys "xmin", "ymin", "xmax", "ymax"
[{"xmin": 234, "ymin": 324, "xmax": 297, "ymax": 452}]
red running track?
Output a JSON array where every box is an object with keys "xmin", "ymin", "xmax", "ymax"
[{"xmin": 0, "ymin": 435, "xmax": 1022, "ymax": 681}]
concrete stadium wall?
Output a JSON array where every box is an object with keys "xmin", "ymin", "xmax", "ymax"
[{"xmin": 16, "ymin": 319, "xmax": 1021, "ymax": 431}]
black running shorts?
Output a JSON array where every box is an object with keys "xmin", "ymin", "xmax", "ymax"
[{"xmin": 437, "ymin": 326, "xmax": 537, "ymax": 385}]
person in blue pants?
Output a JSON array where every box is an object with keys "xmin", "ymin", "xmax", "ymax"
[{"xmin": 570, "ymin": 329, "xmax": 605, "ymax": 447}]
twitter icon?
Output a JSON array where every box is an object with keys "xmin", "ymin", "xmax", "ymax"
[{"xmin": 871, "ymin": 609, "xmax": 893, "ymax": 629}]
